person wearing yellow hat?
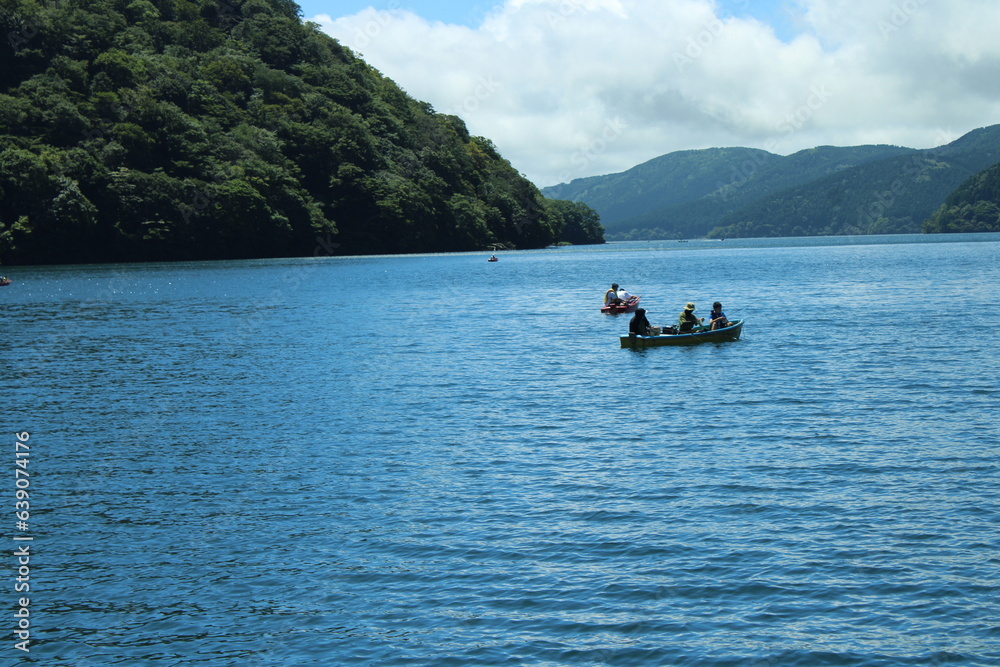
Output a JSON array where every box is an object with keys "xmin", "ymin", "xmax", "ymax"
[{"xmin": 678, "ymin": 302, "xmax": 704, "ymax": 332}]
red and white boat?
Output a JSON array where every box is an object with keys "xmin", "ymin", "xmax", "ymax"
[{"xmin": 601, "ymin": 295, "xmax": 640, "ymax": 314}]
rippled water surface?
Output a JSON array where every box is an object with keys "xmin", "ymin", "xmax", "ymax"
[{"xmin": 3, "ymin": 234, "xmax": 1000, "ymax": 666}]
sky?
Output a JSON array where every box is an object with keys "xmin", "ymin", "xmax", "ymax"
[{"xmin": 296, "ymin": 1, "xmax": 1000, "ymax": 188}]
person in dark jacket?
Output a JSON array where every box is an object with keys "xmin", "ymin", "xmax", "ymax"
[{"xmin": 629, "ymin": 308, "xmax": 651, "ymax": 335}]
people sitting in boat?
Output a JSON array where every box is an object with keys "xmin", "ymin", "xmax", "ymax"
[
  {"xmin": 629, "ymin": 308, "xmax": 651, "ymax": 335},
  {"xmin": 489, "ymin": 254, "xmax": 497, "ymax": 261},
  {"xmin": 708, "ymin": 302, "xmax": 729, "ymax": 330},
  {"xmin": 677, "ymin": 302, "xmax": 704, "ymax": 332},
  {"xmin": 605, "ymin": 283, "xmax": 623, "ymax": 306}
]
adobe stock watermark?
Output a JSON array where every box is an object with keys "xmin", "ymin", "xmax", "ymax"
[
  {"xmin": 715, "ymin": 83, "xmax": 834, "ymax": 198},
  {"xmin": 877, "ymin": 0, "xmax": 929, "ymax": 40},
  {"xmin": 512, "ymin": 200, "xmax": 543, "ymax": 237},
  {"xmin": 12, "ymin": 265, "xmax": 141, "ymax": 382},
  {"xmin": 674, "ymin": 16, "xmax": 726, "ymax": 72},
  {"xmin": 209, "ymin": 0, "xmax": 239, "ymax": 31},
  {"xmin": 714, "ymin": 84, "xmax": 834, "ymax": 198},
  {"xmin": 855, "ymin": 127, "xmax": 955, "ymax": 230},
  {"xmin": 178, "ymin": 168, "xmax": 237, "ymax": 226},
  {"xmin": 442, "ymin": 75, "xmax": 503, "ymax": 117},
  {"xmin": 541, "ymin": 0, "xmax": 592, "ymax": 29},
  {"xmin": 224, "ymin": 233, "xmax": 341, "ymax": 350},
  {"xmin": 346, "ymin": 0, "xmax": 402, "ymax": 51},
  {"xmin": 776, "ymin": 84, "xmax": 833, "ymax": 135},
  {"xmin": 77, "ymin": 99, "xmax": 136, "ymax": 157},
  {"xmin": 5, "ymin": 0, "xmax": 66, "ymax": 54},
  {"xmin": 11, "ymin": 431, "xmax": 33, "ymax": 654},
  {"xmin": 555, "ymin": 117, "xmax": 628, "ymax": 184},
  {"xmin": 6, "ymin": 13, "xmax": 39, "ymax": 54},
  {"xmin": 715, "ymin": 145, "xmax": 776, "ymax": 200}
]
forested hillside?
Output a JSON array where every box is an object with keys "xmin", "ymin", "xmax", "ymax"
[
  {"xmin": 923, "ymin": 162, "xmax": 1000, "ymax": 233},
  {"xmin": 0, "ymin": 0, "xmax": 602, "ymax": 265},
  {"xmin": 710, "ymin": 125, "xmax": 1000, "ymax": 238},
  {"xmin": 543, "ymin": 144, "xmax": 916, "ymax": 239},
  {"xmin": 544, "ymin": 126, "xmax": 1000, "ymax": 240},
  {"xmin": 542, "ymin": 147, "xmax": 775, "ymax": 229}
]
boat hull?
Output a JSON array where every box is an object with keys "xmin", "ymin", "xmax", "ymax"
[
  {"xmin": 602, "ymin": 295, "xmax": 640, "ymax": 314},
  {"xmin": 620, "ymin": 320, "xmax": 743, "ymax": 348}
]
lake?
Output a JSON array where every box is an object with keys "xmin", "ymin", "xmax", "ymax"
[{"xmin": 2, "ymin": 233, "xmax": 999, "ymax": 666}]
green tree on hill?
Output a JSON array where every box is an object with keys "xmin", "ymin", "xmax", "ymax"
[
  {"xmin": 923, "ymin": 162, "xmax": 1000, "ymax": 233},
  {"xmin": 0, "ymin": 0, "xmax": 602, "ymax": 265}
]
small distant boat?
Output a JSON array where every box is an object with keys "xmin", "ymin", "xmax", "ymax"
[
  {"xmin": 602, "ymin": 295, "xmax": 640, "ymax": 314},
  {"xmin": 488, "ymin": 255, "xmax": 498, "ymax": 262},
  {"xmin": 0, "ymin": 278, "xmax": 11, "ymax": 287},
  {"xmin": 621, "ymin": 320, "xmax": 744, "ymax": 348}
]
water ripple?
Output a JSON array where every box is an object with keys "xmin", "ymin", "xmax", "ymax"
[{"xmin": 4, "ymin": 238, "xmax": 1000, "ymax": 665}]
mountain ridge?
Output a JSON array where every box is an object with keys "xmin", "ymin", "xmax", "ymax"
[{"xmin": 542, "ymin": 126, "xmax": 1000, "ymax": 239}]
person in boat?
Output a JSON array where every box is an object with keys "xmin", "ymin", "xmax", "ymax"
[
  {"xmin": 677, "ymin": 302, "xmax": 704, "ymax": 332},
  {"xmin": 617, "ymin": 286, "xmax": 633, "ymax": 303},
  {"xmin": 605, "ymin": 283, "xmax": 623, "ymax": 307},
  {"xmin": 629, "ymin": 308, "xmax": 651, "ymax": 335},
  {"xmin": 708, "ymin": 302, "xmax": 729, "ymax": 330}
]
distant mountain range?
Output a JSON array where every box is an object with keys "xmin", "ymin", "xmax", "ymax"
[{"xmin": 542, "ymin": 125, "xmax": 1000, "ymax": 239}]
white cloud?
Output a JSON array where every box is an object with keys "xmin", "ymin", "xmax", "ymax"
[{"xmin": 311, "ymin": 0, "xmax": 1000, "ymax": 187}]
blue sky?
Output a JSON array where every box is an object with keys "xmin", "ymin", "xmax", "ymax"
[
  {"xmin": 303, "ymin": 1, "xmax": 1000, "ymax": 187},
  {"xmin": 299, "ymin": 1, "xmax": 498, "ymax": 27},
  {"xmin": 299, "ymin": 0, "xmax": 801, "ymax": 39}
]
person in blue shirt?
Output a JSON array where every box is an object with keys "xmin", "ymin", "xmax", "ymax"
[{"xmin": 708, "ymin": 302, "xmax": 729, "ymax": 330}]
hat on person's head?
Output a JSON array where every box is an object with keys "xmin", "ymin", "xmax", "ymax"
[
  {"xmin": 685, "ymin": 302, "xmax": 696, "ymax": 311},
  {"xmin": 636, "ymin": 308, "xmax": 646, "ymax": 315}
]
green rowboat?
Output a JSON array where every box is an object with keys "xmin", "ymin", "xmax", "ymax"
[{"xmin": 620, "ymin": 320, "xmax": 744, "ymax": 348}]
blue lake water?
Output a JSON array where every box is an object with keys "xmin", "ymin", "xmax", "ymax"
[{"xmin": 2, "ymin": 233, "xmax": 1000, "ymax": 666}]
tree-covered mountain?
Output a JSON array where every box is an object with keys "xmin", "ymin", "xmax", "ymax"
[
  {"xmin": 544, "ymin": 126, "xmax": 1000, "ymax": 240},
  {"xmin": 0, "ymin": 0, "xmax": 602, "ymax": 266},
  {"xmin": 922, "ymin": 161, "xmax": 1000, "ymax": 233},
  {"xmin": 543, "ymin": 144, "xmax": 916, "ymax": 238},
  {"xmin": 542, "ymin": 147, "xmax": 776, "ymax": 230},
  {"xmin": 711, "ymin": 125, "xmax": 1000, "ymax": 238}
]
